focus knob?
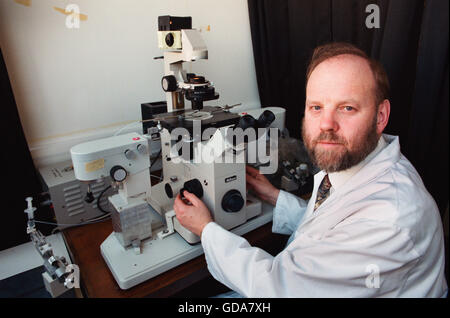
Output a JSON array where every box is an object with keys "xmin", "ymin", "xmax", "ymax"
[
  {"xmin": 110, "ymin": 165, "xmax": 127, "ymax": 182},
  {"xmin": 221, "ymin": 190, "xmax": 244, "ymax": 213},
  {"xmin": 161, "ymin": 75, "xmax": 178, "ymax": 92},
  {"xmin": 180, "ymin": 178, "xmax": 203, "ymax": 199}
]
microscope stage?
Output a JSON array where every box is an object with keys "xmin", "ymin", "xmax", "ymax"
[
  {"xmin": 100, "ymin": 202, "xmax": 274, "ymax": 290},
  {"xmin": 152, "ymin": 106, "xmax": 241, "ymax": 134}
]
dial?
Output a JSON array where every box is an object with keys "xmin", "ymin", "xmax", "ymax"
[
  {"xmin": 110, "ymin": 165, "xmax": 127, "ymax": 182},
  {"xmin": 124, "ymin": 149, "xmax": 136, "ymax": 160},
  {"xmin": 161, "ymin": 75, "xmax": 178, "ymax": 92},
  {"xmin": 136, "ymin": 143, "xmax": 147, "ymax": 155},
  {"xmin": 221, "ymin": 189, "xmax": 244, "ymax": 213}
]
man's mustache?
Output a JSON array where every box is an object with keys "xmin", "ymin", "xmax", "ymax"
[{"xmin": 313, "ymin": 132, "xmax": 347, "ymax": 145}]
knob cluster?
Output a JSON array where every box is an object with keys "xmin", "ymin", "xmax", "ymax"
[
  {"xmin": 109, "ymin": 143, "xmax": 148, "ymax": 182},
  {"xmin": 124, "ymin": 143, "xmax": 147, "ymax": 160}
]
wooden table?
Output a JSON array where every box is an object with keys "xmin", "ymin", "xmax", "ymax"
[{"xmin": 63, "ymin": 217, "xmax": 288, "ymax": 298}]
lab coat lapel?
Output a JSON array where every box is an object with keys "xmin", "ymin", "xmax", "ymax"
[{"xmin": 297, "ymin": 134, "xmax": 401, "ymax": 235}]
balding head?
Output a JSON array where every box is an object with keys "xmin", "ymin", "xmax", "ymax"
[{"xmin": 306, "ymin": 42, "xmax": 390, "ymax": 108}]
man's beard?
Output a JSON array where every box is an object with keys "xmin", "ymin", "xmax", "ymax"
[{"xmin": 301, "ymin": 115, "xmax": 379, "ymax": 173}]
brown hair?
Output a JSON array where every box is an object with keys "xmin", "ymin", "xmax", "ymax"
[{"xmin": 306, "ymin": 42, "xmax": 390, "ymax": 106}]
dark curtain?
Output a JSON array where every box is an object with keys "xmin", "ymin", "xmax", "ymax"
[
  {"xmin": 248, "ymin": 0, "xmax": 448, "ymax": 215},
  {"xmin": 1, "ymin": 49, "xmax": 42, "ymax": 251}
]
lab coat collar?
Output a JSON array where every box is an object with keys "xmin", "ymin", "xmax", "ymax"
[
  {"xmin": 303, "ymin": 134, "xmax": 400, "ymax": 224},
  {"xmin": 327, "ymin": 135, "xmax": 388, "ymax": 192}
]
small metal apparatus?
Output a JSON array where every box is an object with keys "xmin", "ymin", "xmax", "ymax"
[{"xmin": 24, "ymin": 197, "xmax": 79, "ymax": 298}]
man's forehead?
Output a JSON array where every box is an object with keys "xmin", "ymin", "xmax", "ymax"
[
  {"xmin": 314, "ymin": 54, "xmax": 372, "ymax": 72},
  {"xmin": 306, "ymin": 54, "xmax": 375, "ymax": 101}
]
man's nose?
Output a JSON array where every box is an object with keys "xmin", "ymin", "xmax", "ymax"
[{"xmin": 319, "ymin": 109, "xmax": 338, "ymax": 131}]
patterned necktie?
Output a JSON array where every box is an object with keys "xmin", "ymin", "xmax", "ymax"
[{"xmin": 314, "ymin": 174, "xmax": 332, "ymax": 211}]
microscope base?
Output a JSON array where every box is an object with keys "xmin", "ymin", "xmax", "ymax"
[{"xmin": 100, "ymin": 203, "xmax": 274, "ymax": 290}]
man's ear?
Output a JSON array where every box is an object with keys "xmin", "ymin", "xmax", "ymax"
[{"xmin": 376, "ymin": 99, "xmax": 390, "ymax": 135}]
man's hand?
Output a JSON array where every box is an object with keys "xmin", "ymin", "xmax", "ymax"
[
  {"xmin": 246, "ymin": 165, "xmax": 280, "ymax": 206},
  {"xmin": 173, "ymin": 190, "xmax": 213, "ymax": 237}
]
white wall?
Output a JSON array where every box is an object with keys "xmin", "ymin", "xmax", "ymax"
[{"xmin": 0, "ymin": 0, "xmax": 261, "ymax": 167}]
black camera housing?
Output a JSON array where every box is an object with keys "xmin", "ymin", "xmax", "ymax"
[{"xmin": 158, "ymin": 16, "xmax": 192, "ymax": 31}]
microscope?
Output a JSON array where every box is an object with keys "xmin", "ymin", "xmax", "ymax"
[
  {"xmin": 148, "ymin": 16, "xmax": 275, "ymax": 244},
  {"xmin": 69, "ymin": 16, "xmax": 275, "ymax": 290}
]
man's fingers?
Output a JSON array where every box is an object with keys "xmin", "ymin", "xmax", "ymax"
[
  {"xmin": 174, "ymin": 193, "xmax": 181, "ymax": 205},
  {"xmin": 246, "ymin": 165, "xmax": 260, "ymax": 177},
  {"xmin": 174, "ymin": 194, "xmax": 184, "ymax": 211},
  {"xmin": 246, "ymin": 173, "xmax": 258, "ymax": 186},
  {"xmin": 182, "ymin": 190, "xmax": 202, "ymax": 206}
]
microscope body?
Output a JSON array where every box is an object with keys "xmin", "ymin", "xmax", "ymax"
[{"xmin": 148, "ymin": 118, "xmax": 262, "ymax": 244}]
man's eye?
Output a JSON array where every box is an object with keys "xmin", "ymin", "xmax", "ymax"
[
  {"xmin": 343, "ymin": 106, "xmax": 354, "ymax": 111},
  {"xmin": 311, "ymin": 106, "xmax": 321, "ymax": 111}
]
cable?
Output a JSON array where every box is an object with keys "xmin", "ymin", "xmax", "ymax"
[
  {"xmin": 40, "ymin": 214, "xmax": 111, "ymax": 228},
  {"xmin": 113, "ymin": 121, "xmax": 141, "ymax": 136},
  {"xmin": 97, "ymin": 185, "xmax": 112, "ymax": 214},
  {"xmin": 46, "ymin": 214, "xmax": 112, "ymax": 234},
  {"xmin": 44, "ymin": 185, "xmax": 114, "ymax": 234},
  {"xmin": 151, "ymin": 149, "xmax": 162, "ymax": 167},
  {"xmin": 150, "ymin": 174, "xmax": 163, "ymax": 181}
]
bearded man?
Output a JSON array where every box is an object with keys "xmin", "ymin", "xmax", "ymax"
[{"xmin": 173, "ymin": 42, "xmax": 448, "ymax": 297}]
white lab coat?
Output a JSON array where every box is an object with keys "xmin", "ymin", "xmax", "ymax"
[{"xmin": 201, "ymin": 134, "xmax": 448, "ymax": 297}]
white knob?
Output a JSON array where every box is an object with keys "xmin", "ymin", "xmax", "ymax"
[
  {"xmin": 137, "ymin": 144, "xmax": 147, "ymax": 155},
  {"xmin": 124, "ymin": 149, "xmax": 136, "ymax": 160}
]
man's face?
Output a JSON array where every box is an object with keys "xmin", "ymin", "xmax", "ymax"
[{"xmin": 302, "ymin": 55, "xmax": 380, "ymax": 173}]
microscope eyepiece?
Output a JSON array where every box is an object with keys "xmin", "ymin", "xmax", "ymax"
[{"xmin": 257, "ymin": 110, "xmax": 276, "ymax": 128}]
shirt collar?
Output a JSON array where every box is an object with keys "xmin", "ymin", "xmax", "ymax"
[{"xmin": 327, "ymin": 135, "xmax": 387, "ymax": 191}]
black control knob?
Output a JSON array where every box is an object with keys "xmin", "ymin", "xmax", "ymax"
[
  {"xmin": 110, "ymin": 165, "xmax": 127, "ymax": 182},
  {"xmin": 221, "ymin": 190, "xmax": 244, "ymax": 213},
  {"xmin": 180, "ymin": 178, "xmax": 203, "ymax": 199},
  {"xmin": 161, "ymin": 75, "xmax": 178, "ymax": 92}
]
